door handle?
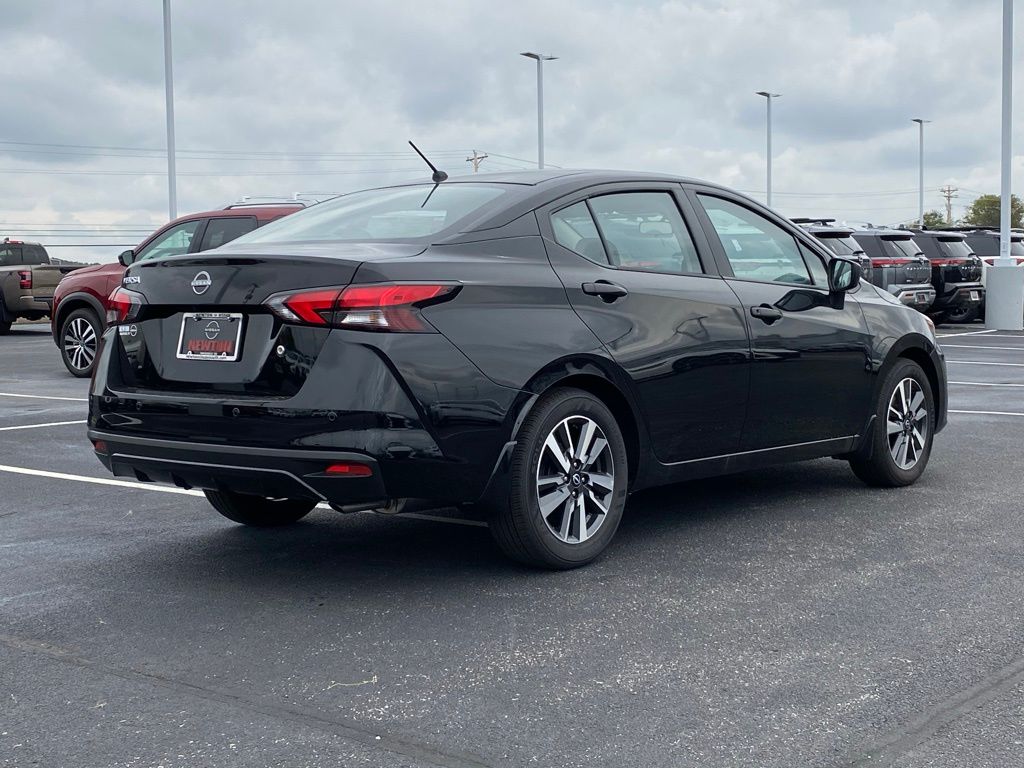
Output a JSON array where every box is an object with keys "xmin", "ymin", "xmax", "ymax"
[
  {"xmin": 581, "ymin": 281, "xmax": 628, "ymax": 302},
  {"xmin": 750, "ymin": 304, "xmax": 783, "ymax": 324}
]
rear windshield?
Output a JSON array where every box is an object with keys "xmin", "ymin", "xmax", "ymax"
[
  {"xmin": 882, "ymin": 237, "xmax": 923, "ymax": 259},
  {"xmin": 968, "ymin": 235, "xmax": 1024, "ymax": 257},
  {"xmin": 935, "ymin": 238, "xmax": 973, "ymax": 259},
  {"xmin": 231, "ymin": 184, "xmax": 506, "ymax": 244},
  {"xmin": 815, "ymin": 234, "xmax": 864, "ymax": 257}
]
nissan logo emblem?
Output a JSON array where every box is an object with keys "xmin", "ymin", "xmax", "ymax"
[
  {"xmin": 191, "ymin": 271, "xmax": 212, "ymax": 295},
  {"xmin": 203, "ymin": 321, "xmax": 221, "ymax": 340}
]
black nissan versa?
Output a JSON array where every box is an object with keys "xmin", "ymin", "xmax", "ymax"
[{"xmin": 88, "ymin": 170, "xmax": 947, "ymax": 568}]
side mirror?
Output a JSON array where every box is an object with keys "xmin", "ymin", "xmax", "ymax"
[
  {"xmin": 827, "ymin": 257, "xmax": 861, "ymax": 293},
  {"xmin": 117, "ymin": 249, "xmax": 135, "ymax": 267}
]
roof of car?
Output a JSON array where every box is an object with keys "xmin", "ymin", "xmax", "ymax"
[
  {"xmin": 850, "ymin": 227, "xmax": 918, "ymax": 238},
  {"xmin": 167, "ymin": 204, "xmax": 303, "ymax": 228},
  {"xmin": 405, "ymin": 168, "xmax": 709, "ymax": 187}
]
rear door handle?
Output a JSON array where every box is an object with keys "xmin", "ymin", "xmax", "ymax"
[
  {"xmin": 750, "ymin": 304, "xmax": 783, "ymax": 324},
  {"xmin": 581, "ymin": 281, "xmax": 628, "ymax": 302}
]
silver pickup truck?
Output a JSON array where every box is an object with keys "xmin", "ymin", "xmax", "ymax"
[{"xmin": 0, "ymin": 239, "xmax": 84, "ymax": 334}]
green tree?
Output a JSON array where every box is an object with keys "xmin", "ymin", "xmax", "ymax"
[
  {"xmin": 922, "ymin": 210, "xmax": 946, "ymax": 228},
  {"xmin": 962, "ymin": 194, "xmax": 1024, "ymax": 229}
]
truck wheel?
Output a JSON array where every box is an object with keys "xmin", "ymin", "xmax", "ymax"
[
  {"xmin": 60, "ymin": 308, "xmax": 101, "ymax": 377},
  {"xmin": 0, "ymin": 298, "xmax": 11, "ymax": 335},
  {"xmin": 489, "ymin": 388, "xmax": 629, "ymax": 569},
  {"xmin": 204, "ymin": 489, "xmax": 316, "ymax": 527},
  {"xmin": 849, "ymin": 359, "xmax": 934, "ymax": 487}
]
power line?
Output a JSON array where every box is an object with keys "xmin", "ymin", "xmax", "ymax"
[{"xmin": 0, "ymin": 139, "xmax": 475, "ymax": 158}]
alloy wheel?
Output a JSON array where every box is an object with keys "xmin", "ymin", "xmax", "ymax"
[
  {"xmin": 535, "ymin": 415, "xmax": 615, "ymax": 544},
  {"xmin": 63, "ymin": 316, "xmax": 97, "ymax": 373},
  {"xmin": 886, "ymin": 377, "xmax": 929, "ymax": 470}
]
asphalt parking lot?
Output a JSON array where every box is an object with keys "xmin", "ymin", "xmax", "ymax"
[{"xmin": 2, "ymin": 322, "xmax": 1023, "ymax": 768}]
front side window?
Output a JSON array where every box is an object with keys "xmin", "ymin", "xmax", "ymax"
[
  {"xmin": 199, "ymin": 217, "xmax": 257, "ymax": 251},
  {"xmin": 232, "ymin": 184, "xmax": 506, "ymax": 244},
  {"xmin": 135, "ymin": 220, "xmax": 202, "ymax": 262},
  {"xmin": 588, "ymin": 192, "xmax": 703, "ymax": 274},
  {"xmin": 697, "ymin": 195, "xmax": 811, "ymax": 284}
]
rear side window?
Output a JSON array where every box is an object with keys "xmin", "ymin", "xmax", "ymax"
[
  {"xmin": 22, "ymin": 245, "xmax": 48, "ymax": 264},
  {"xmin": 551, "ymin": 202, "xmax": 608, "ymax": 264},
  {"xmin": 816, "ymin": 234, "xmax": 864, "ymax": 257},
  {"xmin": 697, "ymin": 195, "xmax": 811, "ymax": 285},
  {"xmin": 0, "ymin": 246, "xmax": 22, "ymax": 266},
  {"xmin": 199, "ymin": 217, "xmax": 257, "ymax": 251},
  {"xmin": 588, "ymin": 192, "xmax": 703, "ymax": 274}
]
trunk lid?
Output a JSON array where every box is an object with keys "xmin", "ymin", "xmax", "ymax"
[{"xmin": 115, "ymin": 242, "xmax": 425, "ymax": 396}]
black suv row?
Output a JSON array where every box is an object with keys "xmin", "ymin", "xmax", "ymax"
[{"xmin": 796, "ymin": 220, "xmax": 985, "ymax": 322}]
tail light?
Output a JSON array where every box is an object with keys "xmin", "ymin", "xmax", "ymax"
[
  {"xmin": 265, "ymin": 283, "xmax": 459, "ymax": 332},
  {"xmin": 871, "ymin": 258, "xmax": 911, "ymax": 267},
  {"xmin": 106, "ymin": 287, "xmax": 145, "ymax": 324},
  {"xmin": 17, "ymin": 270, "xmax": 31, "ymax": 289}
]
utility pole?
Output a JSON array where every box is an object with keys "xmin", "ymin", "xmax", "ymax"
[
  {"xmin": 162, "ymin": 0, "xmax": 177, "ymax": 220},
  {"xmin": 756, "ymin": 92, "xmax": 781, "ymax": 207},
  {"xmin": 940, "ymin": 185, "xmax": 958, "ymax": 225},
  {"xmin": 911, "ymin": 118, "xmax": 930, "ymax": 228},
  {"xmin": 466, "ymin": 150, "xmax": 488, "ymax": 173},
  {"xmin": 521, "ymin": 52, "xmax": 557, "ymax": 169}
]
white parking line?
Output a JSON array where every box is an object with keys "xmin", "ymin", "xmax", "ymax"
[
  {"xmin": 0, "ymin": 420, "xmax": 87, "ymax": 432},
  {"xmin": 941, "ymin": 344, "xmax": 1024, "ymax": 351},
  {"xmin": 950, "ymin": 409, "xmax": 1024, "ymax": 417},
  {"xmin": 945, "ymin": 361, "xmax": 1024, "ymax": 367},
  {"xmin": 0, "ymin": 392, "xmax": 88, "ymax": 402},
  {"xmin": 936, "ymin": 329, "xmax": 997, "ymax": 338},
  {"xmin": 950, "ymin": 381, "xmax": 1024, "ymax": 387},
  {"xmin": 0, "ymin": 464, "xmax": 487, "ymax": 527}
]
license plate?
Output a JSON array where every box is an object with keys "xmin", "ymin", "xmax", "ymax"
[
  {"xmin": 970, "ymin": 291, "xmax": 980, "ymax": 301},
  {"xmin": 176, "ymin": 313, "xmax": 243, "ymax": 362}
]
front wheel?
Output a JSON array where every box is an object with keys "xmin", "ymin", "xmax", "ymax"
[
  {"xmin": 849, "ymin": 359, "xmax": 935, "ymax": 487},
  {"xmin": 0, "ymin": 298, "xmax": 11, "ymax": 335},
  {"xmin": 489, "ymin": 388, "xmax": 629, "ymax": 569},
  {"xmin": 204, "ymin": 490, "xmax": 316, "ymax": 527}
]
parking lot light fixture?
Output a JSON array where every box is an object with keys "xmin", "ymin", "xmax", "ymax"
[
  {"xmin": 756, "ymin": 92, "xmax": 781, "ymax": 207},
  {"xmin": 911, "ymin": 119, "xmax": 930, "ymax": 228},
  {"xmin": 521, "ymin": 52, "xmax": 557, "ymax": 170},
  {"xmin": 162, "ymin": 0, "xmax": 177, "ymax": 220}
]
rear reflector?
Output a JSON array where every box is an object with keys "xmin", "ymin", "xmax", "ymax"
[
  {"xmin": 325, "ymin": 462, "xmax": 373, "ymax": 477},
  {"xmin": 92, "ymin": 440, "xmax": 108, "ymax": 453}
]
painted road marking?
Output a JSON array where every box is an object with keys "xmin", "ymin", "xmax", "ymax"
[
  {"xmin": 945, "ymin": 361, "xmax": 1024, "ymax": 367},
  {"xmin": 0, "ymin": 392, "xmax": 88, "ymax": 402},
  {"xmin": 0, "ymin": 420, "xmax": 87, "ymax": 432},
  {"xmin": 949, "ymin": 409, "xmax": 1024, "ymax": 417},
  {"xmin": 949, "ymin": 381, "xmax": 1024, "ymax": 387},
  {"xmin": 941, "ymin": 345, "xmax": 1024, "ymax": 351},
  {"xmin": 936, "ymin": 329, "xmax": 997, "ymax": 338}
]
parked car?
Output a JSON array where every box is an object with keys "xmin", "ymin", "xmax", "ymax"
[
  {"xmin": 945, "ymin": 227, "xmax": 1024, "ymax": 322},
  {"xmin": 51, "ymin": 203, "xmax": 304, "ymax": 376},
  {"xmin": 791, "ymin": 218, "xmax": 873, "ymax": 284},
  {"xmin": 848, "ymin": 228, "xmax": 936, "ymax": 311},
  {"xmin": 0, "ymin": 239, "xmax": 85, "ymax": 334},
  {"xmin": 908, "ymin": 229, "xmax": 985, "ymax": 323},
  {"xmin": 89, "ymin": 170, "xmax": 946, "ymax": 568}
]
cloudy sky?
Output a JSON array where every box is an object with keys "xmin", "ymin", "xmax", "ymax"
[{"xmin": 1, "ymin": 0, "xmax": 1021, "ymax": 263}]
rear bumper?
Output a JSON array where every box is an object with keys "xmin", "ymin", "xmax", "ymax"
[
  {"xmin": 933, "ymin": 283, "xmax": 985, "ymax": 311},
  {"xmin": 90, "ymin": 430, "xmax": 386, "ymax": 504},
  {"xmin": 887, "ymin": 283, "xmax": 936, "ymax": 309}
]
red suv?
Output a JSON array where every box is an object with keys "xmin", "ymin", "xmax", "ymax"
[{"xmin": 52, "ymin": 204, "xmax": 303, "ymax": 376}]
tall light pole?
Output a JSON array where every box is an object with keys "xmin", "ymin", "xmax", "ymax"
[
  {"xmin": 163, "ymin": 0, "xmax": 177, "ymax": 220},
  {"xmin": 756, "ymin": 92, "xmax": 780, "ymax": 207},
  {"xmin": 521, "ymin": 52, "xmax": 557, "ymax": 169},
  {"xmin": 986, "ymin": 0, "xmax": 1023, "ymax": 330},
  {"xmin": 911, "ymin": 118, "xmax": 930, "ymax": 228}
]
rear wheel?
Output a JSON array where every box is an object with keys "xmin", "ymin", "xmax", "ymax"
[
  {"xmin": 0, "ymin": 298, "xmax": 11, "ymax": 335},
  {"xmin": 204, "ymin": 489, "xmax": 316, "ymax": 527},
  {"xmin": 490, "ymin": 388, "xmax": 629, "ymax": 569},
  {"xmin": 849, "ymin": 359, "xmax": 934, "ymax": 487},
  {"xmin": 60, "ymin": 308, "xmax": 101, "ymax": 377},
  {"xmin": 942, "ymin": 304, "xmax": 979, "ymax": 324}
]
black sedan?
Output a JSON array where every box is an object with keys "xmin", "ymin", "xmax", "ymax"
[{"xmin": 89, "ymin": 170, "xmax": 947, "ymax": 568}]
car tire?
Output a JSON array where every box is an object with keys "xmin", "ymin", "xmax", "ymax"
[
  {"xmin": 490, "ymin": 387, "xmax": 629, "ymax": 569},
  {"xmin": 941, "ymin": 304, "xmax": 979, "ymax": 324},
  {"xmin": 59, "ymin": 308, "xmax": 102, "ymax": 377},
  {"xmin": 204, "ymin": 489, "xmax": 316, "ymax": 527},
  {"xmin": 849, "ymin": 359, "xmax": 935, "ymax": 488},
  {"xmin": 0, "ymin": 298, "xmax": 11, "ymax": 335}
]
